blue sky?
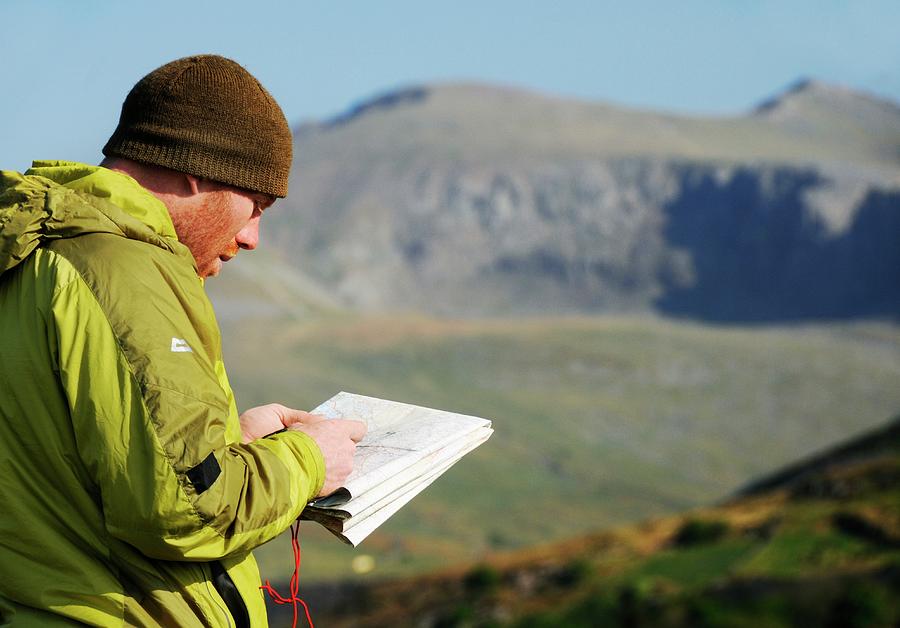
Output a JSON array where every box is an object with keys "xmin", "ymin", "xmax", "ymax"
[{"xmin": 2, "ymin": 0, "xmax": 899, "ymax": 168}]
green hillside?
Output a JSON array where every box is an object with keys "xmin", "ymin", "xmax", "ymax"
[
  {"xmin": 205, "ymin": 283, "xmax": 900, "ymax": 582},
  {"xmin": 296, "ymin": 414, "xmax": 900, "ymax": 627}
]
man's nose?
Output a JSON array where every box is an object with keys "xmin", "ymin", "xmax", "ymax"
[{"xmin": 236, "ymin": 218, "xmax": 260, "ymax": 251}]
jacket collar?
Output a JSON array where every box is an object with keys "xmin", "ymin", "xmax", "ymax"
[{"xmin": 25, "ymin": 160, "xmax": 178, "ymax": 240}]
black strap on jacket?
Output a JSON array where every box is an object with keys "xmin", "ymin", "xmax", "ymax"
[{"xmin": 210, "ymin": 561, "xmax": 251, "ymax": 628}]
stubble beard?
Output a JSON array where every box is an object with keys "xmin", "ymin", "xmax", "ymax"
[{"xmin": 171, "ymin": 191, "xmax": 236, "ymax": 278}]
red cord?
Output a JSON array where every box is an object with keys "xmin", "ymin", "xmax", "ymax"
[{"xmin": 260, "ymin": 521, "xmax": 314, "ymax": 628}]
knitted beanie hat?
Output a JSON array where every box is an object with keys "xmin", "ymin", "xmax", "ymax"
[{"xmin": 103, "ymin": 55, "xmax": 293, "ymax": 197}]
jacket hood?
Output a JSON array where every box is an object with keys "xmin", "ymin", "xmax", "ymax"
[{"xmin": 0, "ymin": 160, "xmax": 188, "ymax": 276}]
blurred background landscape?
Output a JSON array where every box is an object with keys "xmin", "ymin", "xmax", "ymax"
[
  {"xmin": 4, "ymin": 2, "xmax": 900, "ymax": 625},
  {"xmin": 211, "ymin": 77, "xmax": 900, "ymax": 627}
]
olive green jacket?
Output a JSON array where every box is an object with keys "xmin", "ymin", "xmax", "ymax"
[{"xmin": 0, "ymin": 161, "xmax": 324, "ymax": 626}]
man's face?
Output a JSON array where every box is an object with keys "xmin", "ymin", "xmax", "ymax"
[{"xmin": 171, "ymin": 186, "xmax": 274, "ymax": 278}]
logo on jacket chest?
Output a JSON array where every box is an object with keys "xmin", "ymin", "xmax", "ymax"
[{"xmin": 170, "ymin": 337, "xmax": 193, "ymax": 353}]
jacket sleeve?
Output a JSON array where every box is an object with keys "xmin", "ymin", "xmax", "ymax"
[{"xmin": 49, "ymin": 251, "xmax": 325, "ymax": 561}]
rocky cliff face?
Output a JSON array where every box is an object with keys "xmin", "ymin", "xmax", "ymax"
[
  {"xmin": 658, "ymin": 165, "xmax": 900, "ymax": 320},
  {"xmin": 264, "ymin": 81, "xmax": 900, "ymax": 321}
]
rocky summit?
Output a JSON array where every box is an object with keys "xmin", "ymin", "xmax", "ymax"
[{"xmin": 261, "ymin": 80, "xmax": 900, "ymax": 321}]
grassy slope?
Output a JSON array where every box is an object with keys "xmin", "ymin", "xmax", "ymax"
[
  {"xmin": 301, "ymin": 417, "xmax": 900, "ymax": 627},
  {"xmin": 209, "ymin": 303, "xmax": 900, "ymax": 582}
]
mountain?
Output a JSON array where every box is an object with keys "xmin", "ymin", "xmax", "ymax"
[
  {"xmin": 753, "ymin": 78, "xmax": 900, "ymax": 151},
  {"xmin": 256, "ymin": 79, "xmax": 900, "ymax": 321},
  {"xmin": 287, "ymin": 414, "xmax": 900, "ymax": 627},
  {"xmin": 201, "ymin": 81, "xmax": 900, "ymax": 625}
]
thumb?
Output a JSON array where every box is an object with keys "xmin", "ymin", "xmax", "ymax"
[
  {"xmin": 278, "ymin": 408, "xmax": 325, "ymax": 427},
  {"xmin": 332, "ymin": 419, "xmax": 368, "ymax": 443}
]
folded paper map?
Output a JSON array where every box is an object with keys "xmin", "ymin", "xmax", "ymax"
[{"xmin": 299, "ymin": 392, "xmax": 494, "ymax": 546}]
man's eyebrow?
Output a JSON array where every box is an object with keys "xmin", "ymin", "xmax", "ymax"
[{"xmin": 254, "ymin": 194, "xmax": 276, "ymax": 210}]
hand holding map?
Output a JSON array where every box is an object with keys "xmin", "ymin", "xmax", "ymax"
[{"xmin": 299, "ymin": 392, "xmax": 493, "ymax": 546}]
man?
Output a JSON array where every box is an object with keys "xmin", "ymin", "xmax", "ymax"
[{"xmin": 0, "ymin": 55, "xmax": 365, "ymax": 626}]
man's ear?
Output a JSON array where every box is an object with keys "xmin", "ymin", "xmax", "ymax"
[{"xmin": 184, "ymin": 174, "xmax": 203, "ymax": 195}]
